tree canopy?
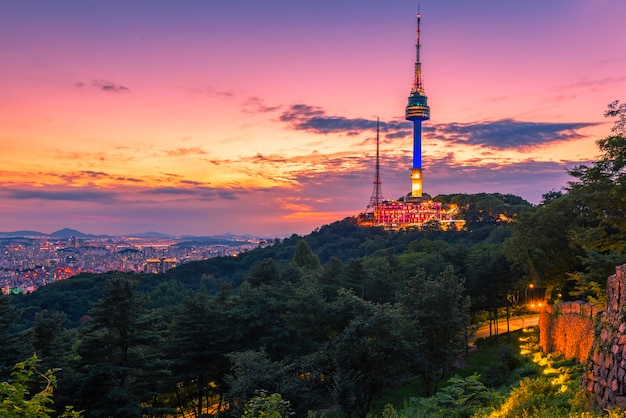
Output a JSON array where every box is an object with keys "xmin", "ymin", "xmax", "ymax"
[{"xmin": 503, "ymin": 100, "xmax": 626, "ymax": 302}]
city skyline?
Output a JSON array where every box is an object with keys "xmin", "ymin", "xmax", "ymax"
[{"xmin": 1, "ymin": 0, "xmax": 625, "ymax": 237}]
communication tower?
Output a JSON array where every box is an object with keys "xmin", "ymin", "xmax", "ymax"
[
  {"xmin": 405, "ymin": 2, "xmax": 430, "ymax": 197},
  {"xmin": 357, "ymin": 3, "xmax": 465, "ymax": 231},
  {"xmin": 367, "ymin": 118, "xmax": 384, "ymax": 210}
]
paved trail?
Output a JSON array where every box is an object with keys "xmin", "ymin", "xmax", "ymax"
[{"xmin": 470, "ymin": 314, "xmax": 539, "ymax": 344}]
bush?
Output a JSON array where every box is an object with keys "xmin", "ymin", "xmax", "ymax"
[
  {"xmin": 242, "ymin": 390, "xmax": 293, "ymax": 418},
  {"xmin": 483, "ymin": 376, "xmax": 570, "ymax": 417},
  {"xmin": 480, "ymin": 345, "xmax": 526, "ymax": 388},
  {"xmin": 509, "ymin": 361, "xmax": 541, "ymax": 381},
  {"xmin": 479, "ymin": 361, "xmax": 511, "ymax": 388},
  {"xmin": 497, "ymin": 345, "xmax": 522, "ymax": 370},
  {"xmin": 397, "ymin": 374, "xmax": 498, "ymax": 418}
]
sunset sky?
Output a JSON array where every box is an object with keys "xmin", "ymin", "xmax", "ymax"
[{"xmin": 1, "ymin": 0, "xmax": 625, "ymax": 237}]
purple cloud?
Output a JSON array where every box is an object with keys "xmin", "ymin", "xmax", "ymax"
[
  {"xmin": 428, "ymin": 119, "xmax": 598, "ymax": 150},
  {"xmin": 92, "ymin": 79, "xmax": 130, "ymax": 93}
]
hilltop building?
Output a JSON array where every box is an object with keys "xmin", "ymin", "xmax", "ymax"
[
  {"xmin": 359, "ymin": 6, "xmax": 464, "ymax": 231},
  {"xmin": 144, "ymin": 257, "xmax": 178, "ymax": 274}
]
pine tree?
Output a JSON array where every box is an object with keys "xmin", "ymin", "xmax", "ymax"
[{"xmin": 73, "ymin": 276, "xmax": 168, "ymax": 417}]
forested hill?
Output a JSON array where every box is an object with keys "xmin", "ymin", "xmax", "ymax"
[
  {"xmin": 1, "ymin": 191, "xmax": 536, "ymax": 417},
  {"xmin": 9, "ymin": 192, "xmax": 531, "ymax": 329}
]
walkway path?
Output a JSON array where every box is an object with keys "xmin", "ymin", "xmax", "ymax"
[{"xmin": 470, "ymin": 314, "xmax": 539, "ymax": 344}]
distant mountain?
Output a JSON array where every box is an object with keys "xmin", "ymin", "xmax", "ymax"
[
  {"xmin": 180, "ymin": 232, "xmax": 272, "ymax": 241},
  {"xmin": 0, "ymin": 228, "xmax": 270, "ymax": 240},
  {"xmin": 0, "ymin": 228, "xmax": 110, "ymax": 239},
  {"xmin": 128, "ymin": 231, "xmax": 174, "ymax": 238},
  {"xmin": 50, "ymin": 228, "xmax": 93, "ymax": 238},
  {"xmin": 0, "ymin": 230, "xmax": 46, "ymax": 237}
]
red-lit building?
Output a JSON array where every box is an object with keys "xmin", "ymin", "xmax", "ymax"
[{"xmin": 359, "ymin": 197, "xmax": 465, "ymax": 231}]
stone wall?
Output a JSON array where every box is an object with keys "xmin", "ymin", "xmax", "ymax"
[
  {"xmin": 540, "ymin": 300, "xmax": 597, "ymax": 362},
  {"xmin": 582, "ymin": 264, "xmax": 626, "ymax": 409}
]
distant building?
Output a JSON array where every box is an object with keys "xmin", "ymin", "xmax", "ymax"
[{"xmin": 144, "ymin": 257, "xmax": 178, "ymax": 274}]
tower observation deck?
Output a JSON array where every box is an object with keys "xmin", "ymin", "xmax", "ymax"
[{"xmin": 405, "ymin": 5, "xmax": 430, "ymax": 197}]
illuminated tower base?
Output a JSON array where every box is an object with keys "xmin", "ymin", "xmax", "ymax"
[{"xmin": 410, "ymin": 168, "xmax": 423, "ymax": 197}]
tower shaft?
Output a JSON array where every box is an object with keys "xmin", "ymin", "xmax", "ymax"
[{"xmin": 405, "ymin": 3, "xmax": 430, "ymax": 197}]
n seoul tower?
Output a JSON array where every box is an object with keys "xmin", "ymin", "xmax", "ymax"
[{"xmin": 405, "ymin": 3, "xmax": 430, "ymax": 198}]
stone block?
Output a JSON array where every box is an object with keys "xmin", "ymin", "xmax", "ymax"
[
  {"xmin": 616, "ymin": 396, "xmax": 626, "ymax": 409},
  {"xmin": 562, "ymin": 302, "xmax": 573, "ymax": 314},
  {"xmin": 594, "ymin": 350, "xmax": 602, "ymax": 364},
  {"xmin": 571, "ymin": 300, "xmax": 583, "ymax": 313},
  {"xmin": 594, "ymin": 365, "xmax": 603, "ymax": 377}
]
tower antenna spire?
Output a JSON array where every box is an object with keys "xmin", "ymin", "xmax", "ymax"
[
  {"xmin": 412, "ymin": 1, "xmax": 425, "ymax": 95},
  {"xmin": 368, "ymin": 118, "xmax": 384, "ymax": 210}
]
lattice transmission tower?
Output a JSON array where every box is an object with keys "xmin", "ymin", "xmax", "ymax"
[{"xmin": 367, "ymin": 118, "xmax": 384, "ymax": 210}]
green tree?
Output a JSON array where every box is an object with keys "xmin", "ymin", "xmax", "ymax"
[
  {"xmin": 28, "ymin": 309, "xmax": 81, "ymax": 413},
  {"xmin": 73, "ymin": 276, "xmax": 167, "ymax": 417},
  {"xmin": 229, "ymin": 277, "xmax": 305, "ymax": 361},
  {"xmin": 282, "ymin": 279, "xmax": 335, "ymax": 348},
  {"xmin": 606, "ymin": 99, "xmax": 626, "ymax": 135},
  {"xmin": 568, "ymin": 101, "xmax": 626, "ymax": 237},
  {"xmin": 246, "ymin": 258, "xmax": 282, "ymax": 287},
  {"xmin": 31, "ymin": 310, "xmax": 78, "ymax": 367},
  {"xmin": 0, "ymin": 354, "xmax": 81, "ymax": 418},
  {"xmin": 318, "ymin": 257, "xmax": 345, "ymax": 298},
  {"xmin": 343, "ymin": 258, "xmax": 368, "ymax": 298},
  {"xmin": 167, "ymin": 293, "xmax": 233, "ymax": 417},
  {"xmin": 503, "ymin": 193, "xmax": 584, "ymax": 289},
  {"xmin": 359, "ymin": 250, "xmax": 404, "ymax": 303},
  {"xmin": 226, "ymin": 348, "xmax": 319, "ymax": 416},
  {"xmin": 467, "ymin": 243, "xmax": 520, "ymax": 332},
  {"xmin": 0, "ymin": 293, "xmax": 17, "ymax": 376},
  {"xmin": 325, "ymin": 290, "xmax": 421, "ymax": 418},
  {"xmin": 399, "ymin": 267, "xmax": 471, "ymax": 395},
  {"xmin": 557, "ymin": 101, "xmax": 626, "ymax": 292},
  {"xmin": 292, "ymin": 239, "xmax": 321, "ymax": 271},
  {"xmin": 437, "ymin": 193, "xmax": 532, "ymax": 228}
]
